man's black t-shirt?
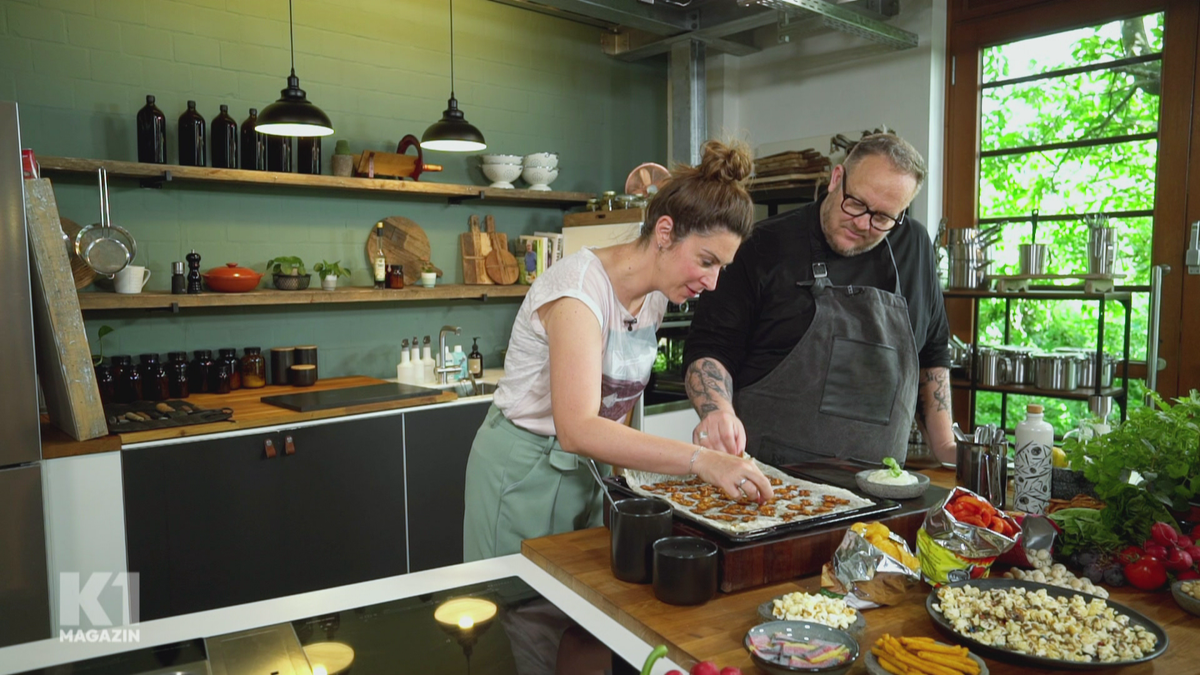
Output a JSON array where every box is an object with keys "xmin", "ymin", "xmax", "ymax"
[{"xmin": 684, "ymin": 198, "xmax": 951, "ymax": 390}]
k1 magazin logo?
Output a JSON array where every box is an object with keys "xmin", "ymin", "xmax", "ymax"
[{"xmin": 58, "ymin": 572, "xmax": 141, "ymax": 643}]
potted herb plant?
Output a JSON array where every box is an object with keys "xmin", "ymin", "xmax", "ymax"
[
  {"xmin": 420, "ymin": 259, "xmax": 437, "ymax": 288},
  {"xmin": 313, "ymin": 260, "xmax": 351, "ymax": 291},
  {"xmin": 265, "ymin": 256, "xmax": 310, "ymax": 291}
]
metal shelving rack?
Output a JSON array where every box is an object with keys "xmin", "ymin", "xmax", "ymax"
[{"xmin": 943, "ymin": 287, "xmax": 1135, "ymax": 428}]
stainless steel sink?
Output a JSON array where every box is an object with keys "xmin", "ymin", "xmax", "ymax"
[{"xmin": 459, "ymin": 381, "xmax": 498, "ymax": 397}]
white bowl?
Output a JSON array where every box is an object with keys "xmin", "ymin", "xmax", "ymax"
[
  {"xmin": 524, "ymin": 152, "xmax": 558, "ymax": 168},
  {"xmin": 482, "ymin": 163, "xmax": 523, "ymax": 189},
  {"xmin": 521, "ymin": 166, "xmax": 558, "ymax": 191},
  {"xmin": 480, "ymin": 153, "xmax": 523, "ymax": 165}
]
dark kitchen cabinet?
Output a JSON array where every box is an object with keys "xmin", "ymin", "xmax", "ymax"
[
  {"xmin": 404, "ymin": 401, "xmax": 490, "ymax": 572},
  {"xmin": 123, "ymin": 415, "xmax": 406, "ymax": 620}
]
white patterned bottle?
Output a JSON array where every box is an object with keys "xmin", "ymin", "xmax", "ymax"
[{"xmin": 1014, "ymin": 403, "xmax": 1054, "ymax": 514}]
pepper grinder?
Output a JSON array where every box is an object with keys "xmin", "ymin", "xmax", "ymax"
[
  {"xmin": 171, "ymin": 261, "xmax": 186, "ymax": 295},
  {"xmin": 186, "ymin": 249, "xmax": 202, "ymax": 294}
]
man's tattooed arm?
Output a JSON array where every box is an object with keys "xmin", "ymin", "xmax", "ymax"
[
  {"xmin": 917, "ymin": 367, "xmax": 957, "ymax": 462},
  {"xmin": 685, "ymin": 358, "xmax": 735, "ymax": 419}
]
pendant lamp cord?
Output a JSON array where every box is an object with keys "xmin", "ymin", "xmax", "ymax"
[
  {"xmin": 288, "ymin": 0, "xmax": 296, "ymax": 76},
  {"xmin": 449, "ymin": 0, "xmax": 456, "ymax": 98}
]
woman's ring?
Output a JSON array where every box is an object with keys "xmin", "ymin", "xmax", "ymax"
[
  {"xmin": 737, "ymin": 478, "xmax": 747, "ymax": 487},
  {"xmin": 698, "ymin": 431, "xmax": 708, "ymax": 440}
]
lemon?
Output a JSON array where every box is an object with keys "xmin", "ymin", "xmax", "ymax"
[{"xmin": 1052, "ymin": 446, "xmax": 1068, "ymax": 468}]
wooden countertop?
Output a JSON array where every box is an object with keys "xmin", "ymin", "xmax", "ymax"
[
  {"xmin": 521, "ymin": 469, "xmax": 1196, "ymax": 674},
  {"xmin": 41, "ymin": 376, "xmax": 456, "ymax": 460}
]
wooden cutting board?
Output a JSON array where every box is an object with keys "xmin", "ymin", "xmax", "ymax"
[
  {"xmin": 461, "ymin": 215, "xmax": 493, "ymax": 285},
  {"xmin": 484, "ymin": 214, "xmax": 519, "ymax": 285},
  {"xmin": 60, "ymin": 217, "xmax": 98, "ymax": 289},
  {"xmin": 363, "ymin": 216, "xmax": 443, "ymax": 286}
]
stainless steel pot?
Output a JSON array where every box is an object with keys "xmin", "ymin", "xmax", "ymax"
[
  {"xmin": 947, "ymin": 257, "xmax": 990, "ymax": 289},
  {"xmin": 949, "ymin": 337, "xmax": 973, "ymax": 376},
  {"xmin": 976, "ymin": 347, "xmax": 1010, "ymax": 386},
  {"xmin": 996, "ymin": 345, "xmax": 1037, "ymax": 384},
  {"xmin": 1033, "ymin": 353, "xmax": 1078, "ymax": 391},
  {"xmin": 1074, "ymin": 351, "xmax": 1117, "ymax": 389}
]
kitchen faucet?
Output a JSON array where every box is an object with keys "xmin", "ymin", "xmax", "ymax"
[{"xmin": 437, "ymin": 325, "xmax": 462, "ymax": 384}]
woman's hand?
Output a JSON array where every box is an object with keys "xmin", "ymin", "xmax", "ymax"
[
  {"xmin": 692, "ymin": 409, "xmax": 746, "ymax": 456},
  {"xmin": 692, "ymin": 448, "xmax": 774, "ymax": 503}
]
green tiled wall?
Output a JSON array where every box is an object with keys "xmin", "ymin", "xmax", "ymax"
[{"xmin": 1, "ymin": 0, "xmax": 667, "ymax": 377}]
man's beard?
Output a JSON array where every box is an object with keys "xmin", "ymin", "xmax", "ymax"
[{"xmin": 819, "ymin": 201, "xmax": 885, "ymax": 257}]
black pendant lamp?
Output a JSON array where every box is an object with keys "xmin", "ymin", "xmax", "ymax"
[
  {"xmin": 422, "ymin": 0, "xmax": 486, "ymax": 152},
  {"xmin": 256, "ymin": 0, "xmax": 333, "ymax": 138}
]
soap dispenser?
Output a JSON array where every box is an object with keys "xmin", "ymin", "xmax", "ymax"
[
  {"xmin": 397, "ymin": 339, "xmax": 413, "ymax": 384},
  {"xmin": 453, "ymin": 345, "xmax": 467, "ymax": 381},
  {"xmin": 422, "ymin": 336, "xmax": 435, "ymax": 383},
  {"xmin": 409, "ymin": 336, "xmax": 423, "ymax": 384}
]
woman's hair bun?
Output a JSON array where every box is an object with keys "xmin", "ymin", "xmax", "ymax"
[{"xmin": 696, "ymin": 139, "xmax": 754, "ymax": 185}]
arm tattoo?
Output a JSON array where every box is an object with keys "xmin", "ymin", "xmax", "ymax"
[
  {"xmin": 919, "ymin": 368, "xmax": 951, "ymax": 415},
  {"xmin": 686, "ymin": 358, "xmax": 734, "ymax": 419}
]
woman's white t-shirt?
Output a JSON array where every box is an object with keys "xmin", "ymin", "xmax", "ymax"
[{"xmin": 494, "ymin": 248, "xmax": 668, "ymax": 437}]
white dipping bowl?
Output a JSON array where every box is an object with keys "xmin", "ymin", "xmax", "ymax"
[
  {"xmin": 482, "ymin": 163, "xmax": 523, "ymax": 189},
  {"xmin": 522, "ymin": 165, "xmax": 559, "ymax": 191},
  {"xmin": 480, "ymin": 153, "xmax": 523, "ymax": 165},
  {"xmin": 524, "ymin": 152, "xmax": 558, "ymax": 168}
]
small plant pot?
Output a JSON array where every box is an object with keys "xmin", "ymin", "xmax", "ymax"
[
  {"xmin": 273, "ymin": 273, "xmax": 311, "ymax": 291},
  {"xmin": 421, "ymin": 272, "xmax": 437, "ymax": 288},
  {"xmin": 320, "ymin": 275, "xmax": 338, "ymax": 291}
]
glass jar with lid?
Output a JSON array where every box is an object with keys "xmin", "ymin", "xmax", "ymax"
[
  {"xmin": 601, "ymin": 191, "xmax": 617, "ymax": 211},
  {"xmin": 111, "ymin": 355, "xmax": 140, "ymax": 403},
  {"xmin": 218, "ymin": 348, "xmax": 241, "ymax": 390},
  {"xmin": 137, "ymin": 353, "xmax": 169, "ymax": 401},
  {"xmin": 188, "ymin": 350, "xmax": 214, "ymax": 394},
  {"xmin": 166, "ymin": 351, "xmax": 189, "ymax": 398},
  {"xmin": 240, "ymin": 347, "xmax": 267, "ymax": 389},
  {"xmin": 585, "ymin": 198, "xmax": 601, "ymax": 212}
]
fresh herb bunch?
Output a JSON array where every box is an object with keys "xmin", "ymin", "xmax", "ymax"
[
  {"xmin": 313, "ymin": 260, "xmax": 350, "ymax": 280},
  {"xmin": 1048, "ymin": 508, "xmax": 1122, "ymax": 556},
  {"xmin": 266, "ymin": 256, "xmax": 306, "ymax": 276},
  {"xmin": 1064, "ymin": 391, "xmax": 1199, "ymax": 543}
]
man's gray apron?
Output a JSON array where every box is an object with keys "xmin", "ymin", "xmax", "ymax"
[{"xmin": 734, "ymin": 229, "xmax": 919, "ymax": 467}]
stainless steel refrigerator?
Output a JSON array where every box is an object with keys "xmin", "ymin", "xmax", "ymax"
[{"xmin": 0, "ymin": 100, "xmax": 52, "ymax": 647}]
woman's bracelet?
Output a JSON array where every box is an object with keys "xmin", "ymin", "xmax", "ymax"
[{"xmin": 688, "ymin": 447, "xmax": 703, "ymax": 474}]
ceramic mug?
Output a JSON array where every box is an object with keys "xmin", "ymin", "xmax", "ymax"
[{"xmin": 114, "ymin": 265, "xmax": 151, "ymax": 294}]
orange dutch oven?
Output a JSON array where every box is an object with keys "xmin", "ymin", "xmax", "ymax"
[{"xmin": 202, "ymin": 262, "xmax": 264, "ymax": 293}]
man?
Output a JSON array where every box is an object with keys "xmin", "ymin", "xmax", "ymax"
[{"xmin": 683, "ymin": 133, "xmax": 955, "ymax": 466}]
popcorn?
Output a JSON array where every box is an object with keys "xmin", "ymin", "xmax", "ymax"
[
  {"xmin": 770, "ymin": 592, "xmax": 858, "ymax": 629},
  {"xmin": 933, "ymin": 585, "xmax": 1157, "ymax": 662}
]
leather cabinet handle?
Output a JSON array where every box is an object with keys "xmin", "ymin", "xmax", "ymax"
[
  {"xmin": 285, "ymin": 435, "xmax": 295, "ymax": 455},
  {"xmin": 264, "ymin": 439, "xmax": 277, "ymax": 459}
]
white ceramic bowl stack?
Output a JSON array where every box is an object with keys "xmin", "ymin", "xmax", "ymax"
[
  {"xmin": 522, "ymin": 152, "xmax": 559, "ymax": 191},
  {"xmin": 480, "ymin": 154, "xmax": 523, "ymax": 189}
]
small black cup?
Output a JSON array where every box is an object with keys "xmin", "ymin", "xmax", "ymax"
[
  {"xmin": 610, "ymin": 497, "xmax": 673, "ymax": 584},
  {"xmin": 653, "ymin": 536, "xmax": 718, "ymax": 605}
]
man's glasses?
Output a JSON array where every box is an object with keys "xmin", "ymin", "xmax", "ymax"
[{"xmin": 839, "ymin": 170, "xmax": 906, "ymax": 232}]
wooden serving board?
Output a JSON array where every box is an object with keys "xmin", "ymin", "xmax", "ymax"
[
  {"xmin": 364, "ymin": 217, "xmax": 444, "ymax": 286},
  {"xmin": 484, "ymin": 214, "xmax": 519, "ymax": 284},
  {"xmin": 461, "ymin": 215, "xmax": 493, "ymax": 285},
  {"xmin": 114, "ymin": 376, "xmax": 456, "ymax": 444}
]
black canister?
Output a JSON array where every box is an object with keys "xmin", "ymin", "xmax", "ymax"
[
  {"xmin": 270, "ymin": 347, "xmax": 295, "ymax": 385},
  {"xmin": 167, "ymin": 351, "xmax": 189, "ymax": 398},
  {"xmin": 138, "ymin": 353, "xmax": 169, "ymax": 401},
  {"xmin": 95, "ymin": 360, "xmax": 115, "ymax": 405},
  {"xmin": 188, "ymin": 349, "xmax": 214, "ymax": 394},
  {"xmin": 112, "ymin": 354, "xmax": 141, "ymax": 403},
  {"xmin": 218, "ymin": 348, "xmax": 241, "ymax": 390},
  {"xmin": 293, "ymin": 345, "xmax": 318, "ymax": 380}
]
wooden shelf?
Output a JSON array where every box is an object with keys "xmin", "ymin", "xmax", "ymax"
[
  {"xmin": 950, "ymin": 378, "xmax": 1126, "ymax": 401},
  {"xmin": 39, "ymin": 156, "xmax": 594, "ymax": 207},
  {"xmin": 942, "ymin": 288, "xmax": 1134, "ymax": 301},
  {"xmin": 78, "ymin": 285, "xmax": 528, "ymax": 311}
]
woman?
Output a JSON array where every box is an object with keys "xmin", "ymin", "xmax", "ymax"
[{"xmin": 464, "ymin": 139, "xmax": 774, "ymax": 563}]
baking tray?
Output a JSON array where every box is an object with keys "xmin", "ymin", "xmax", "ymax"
[{"xmin": 603, "ymin": 470, "xmax": 899, "ymax": 544}]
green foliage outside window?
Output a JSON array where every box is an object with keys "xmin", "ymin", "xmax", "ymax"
[{"xmin": 975, "ymin": 13, "xmax": 1163, "ymax": 433}]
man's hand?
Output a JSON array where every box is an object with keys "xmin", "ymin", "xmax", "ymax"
[
  {"xmin": 686, "ymin": 357, "xmax": 747, "ymax": 455},
  {"xmin": 692, "ymin": 409, "xmax": 746, "ymax": 456}
]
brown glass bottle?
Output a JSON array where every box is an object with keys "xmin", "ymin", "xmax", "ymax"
[
  {"xmin": 95, "ymin": 360, "xmax": 115, "ymax": 405},
  {"xmin": 240, "ymin": 347, "xmax": 266, "ymax": 389},
  {"xmin": 267, "ymin": 135, "xmax": 292, "ymax": 172},
  {"xmin": 297, "ymin": 136, "xmax": 321, "ymax": 174},
  {"xmin": 188, "ymin": 349, "xmax": 214, "ymax": 394},
  {"xmin": 218, "ymin": 348, "xmax": 241, "ymax": 390},
  {"xmin": 178, "ymin": 100, "xmax": 206, "ymax": 166},
  {"xmin": 112, "ymin": 355, "xmax": 141, "ymax": 403},
  {"xmin": 138, "ymin": 353, "xmax": 170, "ymax": 402},
  {"xmin": 210, "ymin": 104, "xmax": 238, "ymax": 168},
  {"xmin": 167, "ymin": 351, "xmax": 190, "ymax": 398},
  {"xmin": 240, "ymin": 108, "xmax": 266, "ymax": 170},
  {"xmin": 136, "ymin": 94, "xmax": 166, "ymax": 164},
  {"xmin": 210, "ymin": 361, "xmax": 232, "ymax": 395}
]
